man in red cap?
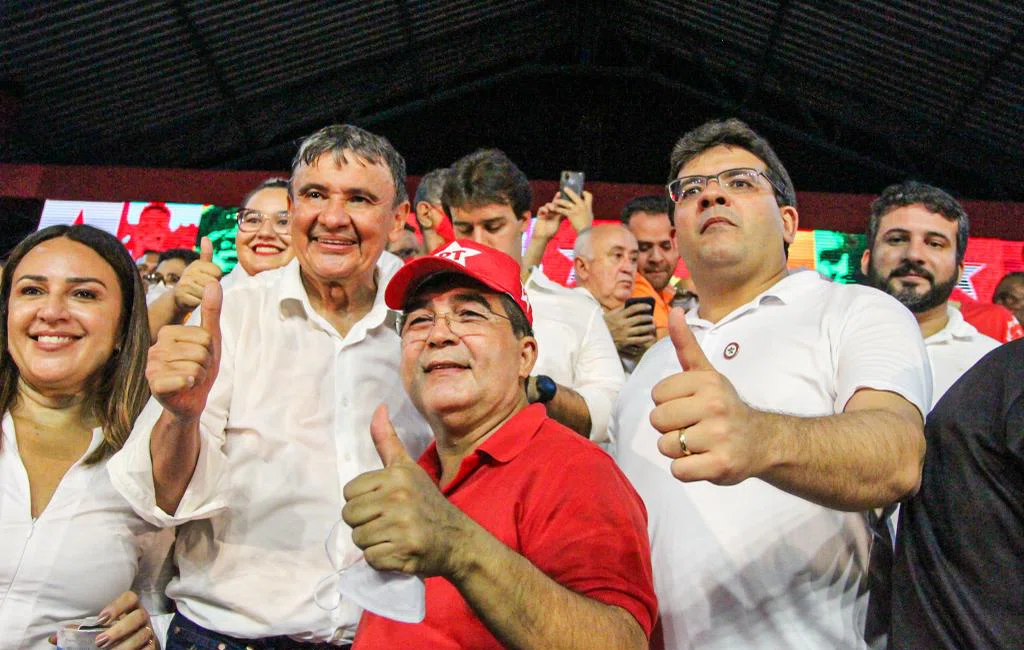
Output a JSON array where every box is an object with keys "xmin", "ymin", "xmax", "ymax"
[{"xmin": 343, "ymin": 239, "xmax": 657, "ymax": 650}]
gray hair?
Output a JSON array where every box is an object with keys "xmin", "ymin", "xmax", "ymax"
[
  {"xmin": 867, "ymin": 180, "xmax": 969, "ymax": 265},
  {"xmin": 669, "ymin": 118, "xmax": 796, "ymax": 208},
  {"xmin": 414, "ymin": 168, "xmax": 450, "ymax": 207},
  {"xmin": 573, "ymin": 227, "xmax": 595, "ymax": 262},
  {"xmin": 291, "ymin": 124, "xmax": 408, "ymax": 206}
]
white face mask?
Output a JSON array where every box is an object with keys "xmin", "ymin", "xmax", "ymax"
[{"xmin": 313, "ymin": 519, "xmax": 426, "ymax": 624}]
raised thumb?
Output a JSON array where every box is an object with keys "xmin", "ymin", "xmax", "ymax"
[
  {"xmin": 370, "ymin": 404, "xmax": 412, "ymax": 467},
  {"xmin": 668, "ymin": 307, "xmax": 713, "ymax": 372},
  {"xmin": 200, "ymin": 236, "xmax": 213, "ymax": 262},
  {"xmin": 199, "ymin": 280, "xmax": 222, "ymax": 342}
]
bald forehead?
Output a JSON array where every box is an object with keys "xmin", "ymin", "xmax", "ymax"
[{"xmin": 592, "ymin": 223, "xmax": 636, "ymax": 249}]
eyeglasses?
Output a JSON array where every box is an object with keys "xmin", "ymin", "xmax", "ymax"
[
  {"xmin": 236, "ymin": 208, "xmax": 291, "ymax": 235},
  {"xmin": 667, "ymin": 167, "xmax": 784, "ymax": 204},
  {"xmin": 398, "ymin": 305, "xmax": 512, "ymax": 343},
  {"xmin": 143, "ymin": 271, "xmax": 181, "ymax": 286}
]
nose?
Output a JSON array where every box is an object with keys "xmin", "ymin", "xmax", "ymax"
[
  {"xmin": 698, "ymin": 177, "xmax": 730, "ymax": 210},
  {"xmin": 256, "ymin": 215, "xmax": 277, "ymax": 238},
  {"xmin": 320, "ymin": 197, "xmax": 353, "ymax": 229},
  {"xmin": 425, "ymin": 313, "xmax": 460, "ymax": 347},
  {"xmin": 38, "ymin": 293, "xmax": 70, "ymax": 322},
  {"xmin": 904, "ymin": 236, "xmax": 929, "ymax": 263}
]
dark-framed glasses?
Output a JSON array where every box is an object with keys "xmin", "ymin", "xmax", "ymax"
[
  {"xmin": 236, "ymin": 208, "xmax": 291, "ymax": 235},
  {"xmin": 398, "ymin": 305, "xmax": 512, "ymax": 343},
  {"xmin": 667, "ymin": 167, "xmax": 784, "ymax": 204}
]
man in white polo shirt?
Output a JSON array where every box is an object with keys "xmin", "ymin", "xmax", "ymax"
[
  {"xmin": 611, "ymin": 118, "xmax": 930, "ymax": 650},
  {"xmin": 109, "ymin": 125, "xmax": 432, "ymax": 649},
  {"xmin": 861, "ymin": 180, "xmax": 1000, "ymax": 406}
]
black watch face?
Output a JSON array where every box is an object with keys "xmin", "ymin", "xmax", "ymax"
[{"xmin": 536, "ymin": 375, "xmax": 557, "ymax": 403}]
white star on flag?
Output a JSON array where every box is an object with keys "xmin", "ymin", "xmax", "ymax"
[
  {"xmin": 559, "ymin": 247, "xmax": 576, "ymax": 285},
  {"xmin": 956, "ymin": 263, "xmax": 985, "ymax": 300},
  {"xmin": 435, "ymin": 241, "xmax": 481, "ymax": 267}
]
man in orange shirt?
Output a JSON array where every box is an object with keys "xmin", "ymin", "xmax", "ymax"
[{"xmin": 621, "ymin": 195, "xmax": 684, "ymax": 338}]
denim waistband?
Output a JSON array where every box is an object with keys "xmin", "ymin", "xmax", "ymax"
[{"xmin": 166, "ymin": 613, "xmax": 352, "ymax": 650}]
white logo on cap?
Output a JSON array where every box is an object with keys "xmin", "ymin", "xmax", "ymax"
[{"xmin": 435, "ymin": 242, "xmax": 481, "ymax": 267}]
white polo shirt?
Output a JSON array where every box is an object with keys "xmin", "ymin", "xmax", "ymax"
[
  {"xmin": 611, "ymin": 270, "xmax": 930, "ymax": 650},
  {"xmin": 525, "ymin": 268, "xmax": 624, "ymax": 443},
  {"xmin": 108, "ymin": 254, "xmax": 432, "ymax": 643},
  {"xmin": 925, "ymin": 305, "xmax": 1000, "ymax": 407}
]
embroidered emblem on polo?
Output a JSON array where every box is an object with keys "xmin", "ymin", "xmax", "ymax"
[
  {"xmin": 723, "ymin": 342, "xmax": 740, "ymax": 360},
  {"xmin": 435, "ymin": 242, "xmax": 481, "ymax": 266}
]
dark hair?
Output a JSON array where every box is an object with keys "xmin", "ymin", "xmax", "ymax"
[
  {"xmin": 621, "ymin": 195, "xmax": 674, "ymax": 226},
  {"xmin": 867, "ymin": 181, "xmax": 970, "ymax": 265},
  {"xmin": 158, "ymin": 248, "xmax": 200, "ymax": 265},
  {"xmin": 414, "ymin": 168, "xmax": 451, "ymax": 208},
  {"xmin": 0, "ymin": 225, "xmax": 151, "ymax": 463},
  {"xmin": 442, "ymin": 149, "xmax": 532, "ymax": 221},
  {"xmin": 993, "ymin": 272, "xmax": 1024, "ymax": 301},
  {"xmin": 669, "ymin": 118, "xmax": 796, "ymax": 208},
  {"xmin": 240, "ymin": 177, "xmax": 289, "ymax": 211},
  {"xmin": 291, "ymin": 124, "xmax": 408, "ymax": 206}
]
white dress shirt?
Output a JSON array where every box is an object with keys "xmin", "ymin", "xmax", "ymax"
[
  {"xmin": 0, "ymin": 414, "xmax": 173, "ymax": 650},
  {"xmin": 108, "ymin": 254, "xmax": 433, "ymax": 643},
  {"xmin": 525, "ymin": 268, "xmax": 624, "ymax": 442},
  {"xmin": 925, "ymin": 304, "xmax": 1001, "ymax": 407},
  {"xmin": 611, "ymin": 270, "xmax": 930, "ymax": 650}
]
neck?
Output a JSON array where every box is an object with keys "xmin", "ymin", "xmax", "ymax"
[
  {"xmin": 13, "ymin": 380, "xmax": 96, "ymax": 432},
  {"xmin": 301, "ymin": 267, "xmax": 379, "ymax": 337},
  {"xmin": 693, "ymin": 264, "xmax": 789, "ymax": 323},
  {"xmin": 915, "ymin": 302, "xmax": 950, "ymax": 338},
  {"xmin": 431, "ymin": 395, "xmax": 527, "ymax": 485}
]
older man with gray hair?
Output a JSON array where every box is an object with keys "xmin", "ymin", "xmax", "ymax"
[{"xmin": 109, "ymin": 124, "xmax": 432, "ymax": 649}]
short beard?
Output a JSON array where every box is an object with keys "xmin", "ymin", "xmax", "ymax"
[{"xmin": 865, "ymin": 260, "xmax": 957, "ymax": 314}]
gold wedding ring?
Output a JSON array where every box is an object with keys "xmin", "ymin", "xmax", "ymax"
[{"xmin": 678, "ymin": 429, "xmax": 692, "ymax": 457}]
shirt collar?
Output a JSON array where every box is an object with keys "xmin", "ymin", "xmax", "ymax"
[
  {"xmin": 525, "ymin": 266, "xmax": 562, "ymax": 293},
  {"xmin": 276, "ymin": 253, "xmax": 403, "ymax": 338},
  {"xmin": 687, "ymin": 269, "xmax": 819, "ymax": 329},
  {"xmin": 418, "ymin": 403, "xmax": 549, "ymax": 493},
  {"xmin": 926, "ymin": 304, "xmax": 981, "ymax": 344}
]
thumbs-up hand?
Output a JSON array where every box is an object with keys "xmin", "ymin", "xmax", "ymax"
[
  {"xmin": 649, "ymin": 308, "xmax": 766, "ymax": 485},
  {"xmin": 173, "ymin": 237, "xmax": 224, "ymax": 315},
  {"xmin": 147, "ymin": 281, "xmax": 223, "ymax": 422},
  {"xmin": 342, "ymin": 405, "xmax": 470, "ymax": 578}
]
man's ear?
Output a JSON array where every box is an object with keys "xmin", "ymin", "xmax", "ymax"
[
  {"xmin": 390, "ymin": 200, "xmax": 411, "ymax": 235},
  {"xmin": 519, "ymin": 335, "xmax": 538, "ymax": 379},
  {"xmin": 860, "ymin": 248, "xmax": 871, "ymax": 276},
  {"xmin": 780, "ymin": 206, "xmax": 799, "ymax": 244},
  {"xmin": 519, "ymin": 211, "xmax": 531, "ymax": 235},
  {"xmin": 574, "ymin": 256, "xmax": 590, "ymax": 283}
]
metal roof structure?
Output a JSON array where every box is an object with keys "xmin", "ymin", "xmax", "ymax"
[{"xmin": 3, "ymin": 1, "xmax": 1022, "ymax": 200}]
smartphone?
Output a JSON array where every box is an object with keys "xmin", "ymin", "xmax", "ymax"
[
  {"xmin": 560, "ymin": 170, "xmax": 585, "ymax": 199},
  {"xmin": 624, "ymin": 296, "xmax": 655, "ymax": 315}
]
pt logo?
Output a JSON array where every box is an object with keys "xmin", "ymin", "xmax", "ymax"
[
  {"xmin": 436, "ymin": 241, "xmax": 481, "ymax": 266},
  {"xmin": 723, "ymin": 342, "xmax": 740, "ymax": 360}
]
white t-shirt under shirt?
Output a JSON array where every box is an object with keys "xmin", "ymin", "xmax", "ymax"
[
  {"xmin": 611, "ymin": 270, "xmax": 930, "ymax": 650},
  {"xmin": 525, "ymin": 268, "xmax": 624, "ymax": 443},
  {"xmin": 0, "ymin": 414, "xmax": 173, "ymax": 650},
  {"xmin": 108, "ymin": 255, "xmax": 433, "ymax": 643}
]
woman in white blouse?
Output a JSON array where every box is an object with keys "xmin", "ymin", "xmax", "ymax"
[{"xmin": 0, "ymin": 225, "xmax": 171, "ymax": 649}]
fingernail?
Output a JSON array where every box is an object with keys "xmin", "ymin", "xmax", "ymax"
[
  {"xmin": 96, "ymin": 612, "xmax": 112, "ymax": 625},
  {"xmin": 95, "ymin": 634, "xmax": 111, "ymax": 648}
]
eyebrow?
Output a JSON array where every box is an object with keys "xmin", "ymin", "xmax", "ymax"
[
  {"xmin": 405, "ymin": 291, "xmax": 495, "ymax": 313},
  {"xmin": 296, "ymin": 182, "xmax": 382, "ymax": 204},
  {"xmin": 16, "ymin": 274, "xmax": 109, "ymax": 288},
  {"xmin": 883, "ymin": 227, "xmax": 952, "ymax": 242}
]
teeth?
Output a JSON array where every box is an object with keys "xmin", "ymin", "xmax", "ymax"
[{"xmin": 38, "ymin": 335, "xmax": 73, "ymax": 344}]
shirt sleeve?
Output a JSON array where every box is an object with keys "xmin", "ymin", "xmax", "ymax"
[
  {"xmin": 519, "ymin": 439, "xmax": 658, "ymax": 637},
  {"xmin": 574, "ymin": 304, "xmax": 626, "ymax": 443},
  {"xmin": 107, "ymin": 297, "xmax": 238, "ymax": 528},
  {"xmin": 832, "ymin": 289, "xmax": 932, "ymax": 418}
]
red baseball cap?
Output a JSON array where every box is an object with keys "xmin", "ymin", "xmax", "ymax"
[{"xmin": 385, "ymin": 239, "xmax": 533, "ymax": 324}]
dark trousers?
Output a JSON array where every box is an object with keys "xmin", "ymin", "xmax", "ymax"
[{"xmin": 165, "ymin": 613, "xmax": 352, "ymax": 650}]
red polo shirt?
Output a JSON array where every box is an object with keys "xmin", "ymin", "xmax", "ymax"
[{"xmin": 353, "ymin": 404, "xmax": 657, "ymax": 649}]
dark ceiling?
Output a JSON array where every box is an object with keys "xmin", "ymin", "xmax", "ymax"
[{"xmin": 3, "ymin": 1, "xmax": 1023, "ymax": 201}]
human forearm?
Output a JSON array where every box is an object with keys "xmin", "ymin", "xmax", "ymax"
[
  {"xmin": 449, "ymin": 523, "xmax": 647, "ymax": 650},
  {"xmin": 150, "ymin": 409, "xmax": 201, "ymax": 514},
  {"xmin": 538, "ymin": 383, "xmax": 592, "ymax": 438},
  {"xmin": 521, "ymin": 233, "xmax": 552, "ymax": 280},
  {"xmin": 756, "ymin": 400, "xmax": 924, "ymax": 511}
]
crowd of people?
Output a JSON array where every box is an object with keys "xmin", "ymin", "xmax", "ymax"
[{"xmin": 1, "ymin": 118, "xmax": 1021, "ymax": 650}]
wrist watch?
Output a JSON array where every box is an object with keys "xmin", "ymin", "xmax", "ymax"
[{"xmin": 530, "ymin": 375, "xmax": 557, "ymax": 404}]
